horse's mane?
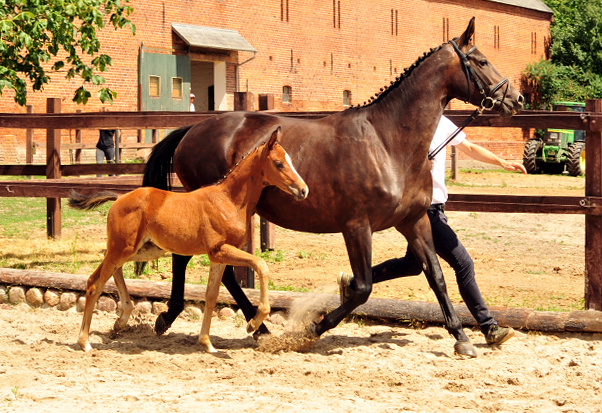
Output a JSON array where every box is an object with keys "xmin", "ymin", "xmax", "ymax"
[
  {"xmin": 215, "ymin": 143, "xmax": 265, "ymax": 186},
  {"xmin": 350, "ymin": 42, "xmax": 446, "ymax": 110}
]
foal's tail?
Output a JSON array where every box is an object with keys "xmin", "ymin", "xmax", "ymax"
[
  {"xmin": 68, "ymin": 190, "xmax": 119, "ymax": 211},
  {"xmin": 142, "ymin": 125, "xmax": 193, "ymax": 191}
]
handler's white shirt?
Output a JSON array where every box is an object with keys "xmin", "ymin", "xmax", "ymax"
[{"xmin": 430, "ymin": 116, "xmax": 466, "ymax": 204}]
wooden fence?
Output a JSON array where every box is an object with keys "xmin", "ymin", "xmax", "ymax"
[{"xmin": 1, "ymin": 97, "xmax": 601, "ymax": 310}]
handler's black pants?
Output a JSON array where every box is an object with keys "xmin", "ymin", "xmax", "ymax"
[{"xmin": 372, "ymin": 205, "xmax": 496, "ymax": 334}]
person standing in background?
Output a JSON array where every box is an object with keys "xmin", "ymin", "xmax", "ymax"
[
  {"xmin": 96, "ymin": 129, "xmax": 116, "ymax": 177},
  {"xmin": 190, "ymin": 93, "xmax": 196, "ymax": 111}
]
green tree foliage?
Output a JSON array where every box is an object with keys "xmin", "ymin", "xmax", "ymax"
[
  {"xmin": 522, "ymin": 0, "xmax": 602, "ymax": 108},
  {"xmin": 0, "ymin": 0, "xmax": 136, "ymax": 106}
]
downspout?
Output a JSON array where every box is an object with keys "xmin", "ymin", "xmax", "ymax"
[{"xmin": 235, "ymin": 51, "xmax": 257, "ymax": 92}]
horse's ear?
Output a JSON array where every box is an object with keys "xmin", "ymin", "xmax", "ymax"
[
  {"xmin": 457, "ymin": 17, "xmax": 475, "ymax": 48},
  {"xmin": 267, "ymin": 126, "xmax": 282, "ymax": 150}
]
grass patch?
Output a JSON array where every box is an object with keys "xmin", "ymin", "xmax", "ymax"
[
  {"xmin": 0, "ymin": 197, "xmax": 111, "ymax": 237},
  {"xmin": 255, "ymin": 249, "xmax": 284, "ymax": 263},
  {"xmin": 267, "ymin": 280, "xmax": 309, "ymax": 293}
]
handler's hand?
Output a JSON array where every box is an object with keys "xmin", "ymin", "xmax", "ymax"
[{"xmin": 501, "ymin": 161, "xmax": 527, "ymax": 174}]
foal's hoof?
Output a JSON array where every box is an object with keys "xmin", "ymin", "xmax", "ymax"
[
  {"xmin": 454, "ymin": 340, "xmax": 477, "ymax": 358},
  {"xmin": 246, "ymin": 321, "xmax": 256, "ymax": 334},
  {"xmin": 154, "ymin": 313, "xmax": 170, "ymax": 336}
]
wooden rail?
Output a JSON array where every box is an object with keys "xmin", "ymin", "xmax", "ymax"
[{"xmin": 1, "ymin": 97, "xmax": 601, "ymax": 310}]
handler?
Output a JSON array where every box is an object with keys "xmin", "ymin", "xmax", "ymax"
[{"xmin": 339, "ymin": 115, "xmax": 527, "ymax": 346}]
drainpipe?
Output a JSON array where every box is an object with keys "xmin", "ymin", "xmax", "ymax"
[{"xmin": 235, "ymin": 51, "xmax": 257, "ymax": 92}]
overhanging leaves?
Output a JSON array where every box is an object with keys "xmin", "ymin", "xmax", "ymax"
[{"xmin": 0, "ymin": 0, "xmax": 136, "ymax": 105}]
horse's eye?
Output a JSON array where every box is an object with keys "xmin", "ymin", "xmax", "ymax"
[
  {"xmin": 274, "ymin": 161, "xmax": 284, "ymax": 169},
  {"xmin": 478, "ymin": 59, "xmax": 487, "ymax": 67}
]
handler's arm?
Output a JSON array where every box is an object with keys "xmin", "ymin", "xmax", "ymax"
[{"xmin": 457, "ymin": 139, "xmax": 527, "ymax": 174}]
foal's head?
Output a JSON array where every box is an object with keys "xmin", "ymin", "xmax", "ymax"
[{"xmin": 260, "ymin": 127, "xmax": 308, "ymax": 201}]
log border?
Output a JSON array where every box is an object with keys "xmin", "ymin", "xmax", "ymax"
[{"xmin": 1, "ymin": 268, "xmax": 601, "ymax": 334}]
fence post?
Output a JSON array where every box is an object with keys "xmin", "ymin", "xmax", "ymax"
[
  {"xmin": 46, "ymin": 98, "xmax": 62, "ymax": 239},
  {"xmin": 451, "ymin": 146, "xmax": 459, "ymax": 180},
  {"xmin": 26, "ymin": 105, "xmax": 34, "ymax": 179},
  {"xmin": 258, "ymin": 93, "xmax": 276, "ymax": 251},
  {"xmin": 75, "ymin": 109, "xmax": 82, "ymax": 163},
  {"xmin": 26, "ymin": 105, "xmax": 34, "ymax": 164},
  {"xmin": 233, "ymin": 91, "xmax": 256, "ymax": 287},
  {"xmin": 234, "ymin": 91, "xmax": 255, "ymax": 111},
  {"xmin": 585, "ymin": 99, "xmax": 602, "ymax": 311}
]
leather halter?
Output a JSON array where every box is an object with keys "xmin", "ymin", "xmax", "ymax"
[{"xmin": 428, "ymin": 39, "xmax": 510, "ymax": 161}]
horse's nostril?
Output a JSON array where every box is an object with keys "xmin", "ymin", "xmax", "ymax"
[{"xmin": 517, "ymin": 94, "xmax": 525, "ymax": 106}]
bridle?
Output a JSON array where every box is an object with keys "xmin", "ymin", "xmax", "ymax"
[
  {"xmin": 428, "ymin": 39, "xmax": 510, "ymax": 160},
  {"xmin": 449, "ymin": 39, "xmax": 509, "ymax": 111}
]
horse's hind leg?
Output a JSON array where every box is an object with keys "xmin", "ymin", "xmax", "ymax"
[
  {"xmin": 155, "ymin": 253, "xmax": 190, "ymax": 335},
  {"xmin": 199, "ymin": 263, "xmax": 226, "ymax": 353},
  {"xmin": 78, "ymin": 260, "xmax": 119, "ymax": 352},
  {"xmin": 399, "ymin": 215, "xmax": 476, "ymax": 357},
  {"xmin": 113, "ymin": 267, "xmax": 134, "ymax": 331}
]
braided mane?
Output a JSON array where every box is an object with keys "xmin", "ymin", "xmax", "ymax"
[
  {"xmin": 215, "ymin": 143, "xmax": 266, "ymax": 186},
  {"xmin": 350, "ymin": 42, "xmax": 446, "ymax": 110}
]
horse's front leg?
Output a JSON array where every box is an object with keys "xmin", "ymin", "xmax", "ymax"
[
  {"xmin": 312, "ymin": 223, "xmax": 373, "ymax": 336},
  {"xmin": 155, "ymin": 253, "xmax": 191, "ymax": 335},
  {"xmin": 210, "ymin": 245, "xmax": 271, "ymax": 334},
  {"xmin": 399, "ymin": 214, "xmax": 476, "ymax": 358},
  {"xmin": 199, "ymin": 263, "xmax": 226, "ymax": 353},
  {"xmin": 222, "ymin": 265, "xmax": 271, "ymax": 336}
]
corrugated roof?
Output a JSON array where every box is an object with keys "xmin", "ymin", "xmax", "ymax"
[
  {"xmin": 485, "ymin": 0, "xmax": 554, "ymax": 14},
  {"xmin": 171, "ymin": 23, "xmax": 257, "ymax": 53}
]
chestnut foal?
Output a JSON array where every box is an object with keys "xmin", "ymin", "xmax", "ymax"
[{"xmin": 69, "ymin": 127, "xmax": 308, "ymax": 352}]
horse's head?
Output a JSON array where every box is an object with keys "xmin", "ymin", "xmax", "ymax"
[
  {"xmin": 261, "ymin": 127, "xmax": 309, "ymax": 201},
  {"xmin": 448, "ymin": 17, "xmax": 524, "ymax": 117}
]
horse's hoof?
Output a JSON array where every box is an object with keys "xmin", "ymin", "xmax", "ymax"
[
  {"xmin": 306, "ymin": 322, "xmax": 320, "ymax": 338},
  {"xmin": 454, "ymin": 340, "xmax": 477, "ymax": 358},
  {"xmin": 114, "ymin": 319, "xmax": 127, "ymax": 332},
  {"xmin": 78, "ymin": 341, "xmax": 92, "ymax": 352},
  {"xmin": 154, "ymin": 313, "xmax": 170, "ymax": 336},
  {"xmin": 246, "ymin": 321, "xmax": 256, "ymax": 334},
  {"xmin": 252, "ymin": 329, "xmax": 270, "ymax": 341}
]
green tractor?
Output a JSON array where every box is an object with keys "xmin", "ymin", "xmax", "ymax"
[{"xmin": 523, "ymin": 101, "xmax": 586, "ymax": 176}]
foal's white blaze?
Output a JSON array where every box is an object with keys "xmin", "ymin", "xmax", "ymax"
[{"xmin": 285, "ymin": 151, "xmax": 309, "ymax": 199}]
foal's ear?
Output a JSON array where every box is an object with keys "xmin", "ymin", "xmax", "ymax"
[
  {"xmin": 267, "ymin": 126, "xmax": 282, "ymax": 150},
  {"xmin": 457, "ymin": 17, "xmax": 475, "ymax": 48}
]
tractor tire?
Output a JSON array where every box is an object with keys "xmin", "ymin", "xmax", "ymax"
[
  {"xmin": 567, "ymin": 142, "xmax": 585, "ymax": 176},
  {"xmin": 523, "ymin": 140, "xmax": 541, "ymax": 174}
]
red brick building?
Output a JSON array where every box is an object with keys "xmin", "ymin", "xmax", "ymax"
[{"xmin": 0, "ymin": 0, "xmax": 553, "ymax": 164}]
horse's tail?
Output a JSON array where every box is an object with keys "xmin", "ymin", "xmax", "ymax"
[
  {"xmin": 142, "ymin": 125, "xmax": 193, "ymax": 191},
  {"xmin": 68, "ymin": 190, "xmax": 119, "ymax": 211}
]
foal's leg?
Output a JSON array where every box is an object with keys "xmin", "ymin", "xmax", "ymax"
[
  {"xmin": 78, "ymin": 260, "xmax": 120, "ymax": 352},
  {"xmin": 112, "ymin": 267, "xmax": 134, "ymax": 331},
  {"xmin": 199, "ymin": 263, "xmax": 226, "ymax": 353},
  {"xmin": 398, "ymin": 214, "xmax": 476, "ymax": 357},
  {"xmin": 222, "ymin": 266, "xmax": 271, "ymax": 336},
  {"xmin": 210, "ymin": 245, "xmax": 271, "ymax": 333}
]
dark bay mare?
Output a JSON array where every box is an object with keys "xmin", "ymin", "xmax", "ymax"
[{"xmin": 142, "ymin": 18, "xmax": 523, "ymax": 356}]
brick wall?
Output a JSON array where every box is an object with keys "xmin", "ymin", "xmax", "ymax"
[{"xmin": 0, "ymin": 0, "xmax": 551, "ymax": 164}]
